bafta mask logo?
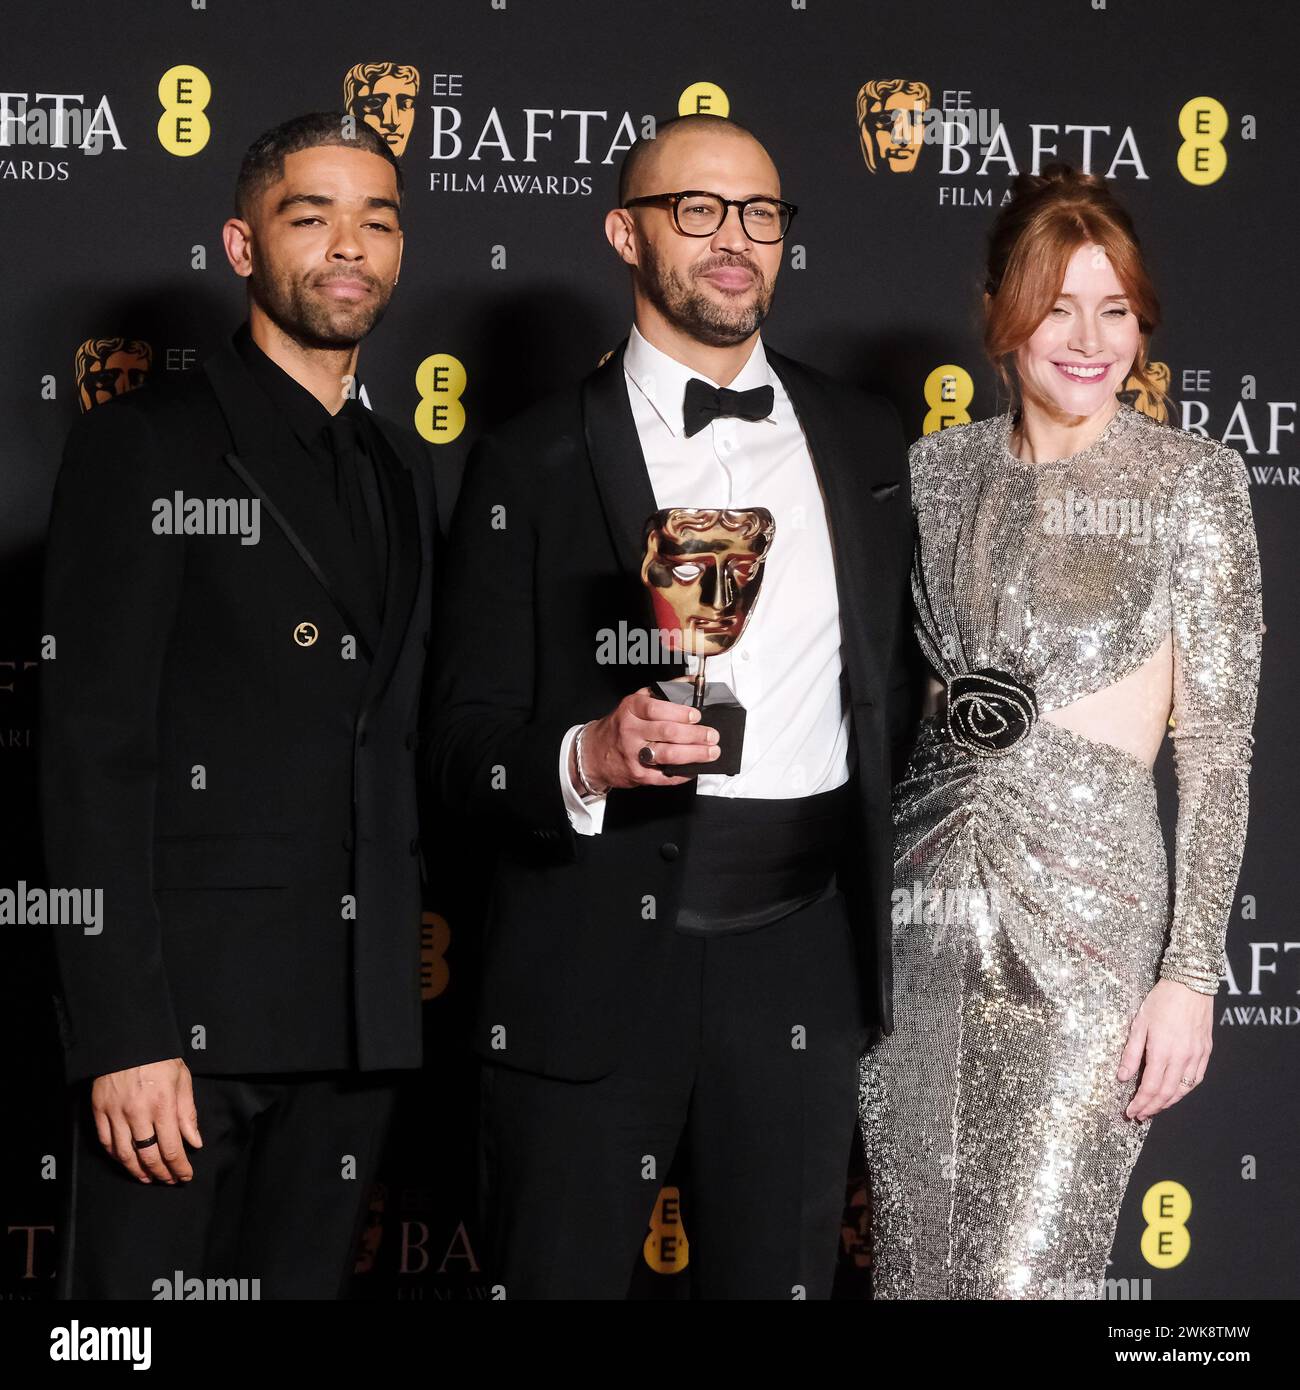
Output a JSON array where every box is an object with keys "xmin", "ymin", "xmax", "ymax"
[
  {"xmin": 344, "ymin": 62, "xmax": 421, "ymax": 157},
  {"xmin": 640, "ymin": 507, "xmax": 775, "ymax": 660},
  {"xmin": 1123, "ymin": 361, "xmax": 1171, "ymax": 423},
  {"xmin": 640, "ymin": 508, "xmax": 774, "ymax": 778},
  {"xmin": 856, "ymin": 79, "xmax": 931, "ymax": 174},
  {"xmin": 75, "ymin": 336, "xmax": 152, "ymax": 412}
]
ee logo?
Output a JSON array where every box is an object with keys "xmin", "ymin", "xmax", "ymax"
[
  {"xmin": 420, "ymin": 911, "xmax": 450, "ymax": 1001},
  {"xmin": 643, "ymin": 1186, "xmax": 689, "ymax": 1273},
  {"xmin": 1140, "ymin": 1179, "xmax": 1192, "ymax": 1268},
  {"xmin": 415, "ymin": 354, "xmax": 466, "ymax": 444},
  {"xmin": 678, "ymin": 83, "xmax": 729, "ymax": 118},
  {"xmin": 157, "ymin": 65, "xmax": 211, "ymax": 156},
  {"xmin": 922, "ymin": 364, "xmax": 973, "ymax": 435},
  {"xmin": 1177, "ymin": 97, "xmax": 1227, "ymax": 186}
]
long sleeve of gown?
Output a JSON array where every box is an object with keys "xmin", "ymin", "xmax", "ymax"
[{"xmin": 1159, "ymin": 443, "xmax": 1264, "ymax": 993}]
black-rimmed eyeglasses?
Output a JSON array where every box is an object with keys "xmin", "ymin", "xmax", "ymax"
[{"xmin": 622, "ymin": 190, "xmax": 798, "ymax": 243}]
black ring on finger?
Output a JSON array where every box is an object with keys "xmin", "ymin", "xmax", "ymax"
[
  {"xmin": 132, "ymin": 1133, "xmax": 160, "ymax": 1151},
  {"xmin": 637, "ymin": 744, "xmax": 657, "ymax": 767}
]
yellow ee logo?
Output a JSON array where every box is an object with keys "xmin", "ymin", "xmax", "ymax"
[
  {"xmin": 157, "ymin": 65, "xmax": 211, "ymax": 156},
  {"xmin": 678, "ymin": 83, "xmax": 729, "ymax": 118},
  {"xmin": 1177, "ymin": 97, "xmax": 1227, "ymax": 186},
  {"xmin": 643, "ymin": 1185, "xmax": 689, "ymax": 1273},
  {"xmin": 922, "ymin": 364, "xmax": 973, "ymax": 435},
  {"xmin": 1140, "ymin": 1179, "xmax": 1192, "ymax": 1268},
  {"xmin": 415, "ymin": 353, "xmax": 467, "ymax": 444},
  {"xmin": 420, "ymin": 910, "xmax": 450, "ymax": 1001}
]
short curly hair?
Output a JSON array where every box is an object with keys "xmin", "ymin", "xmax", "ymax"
[{"xmin": 234, "ymin": 111, "xmax": 402, "ymax": 220}]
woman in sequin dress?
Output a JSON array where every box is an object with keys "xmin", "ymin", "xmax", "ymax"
[{"xmin": 859, "ymin": 166, "xmax": 1264, "ymax": 1300}]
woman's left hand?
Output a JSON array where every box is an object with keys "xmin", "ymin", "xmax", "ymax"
[{"xmin": 1117, "ymin": 978, "xmax": 1214, "ymax": 1122}]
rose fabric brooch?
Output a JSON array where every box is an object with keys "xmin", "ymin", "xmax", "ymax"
[{"xmin": 945, "ymin": 668, "xmax": 1039, "ymax": 757}]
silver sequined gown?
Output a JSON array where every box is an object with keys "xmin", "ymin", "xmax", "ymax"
[{"xmin": 859, "ymin": 404, "xmax": 1263, "ymax": 1300}]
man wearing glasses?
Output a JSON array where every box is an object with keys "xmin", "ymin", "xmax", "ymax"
[{"xmin": 427, "ymin": 113, "xmax": 916, "ymax": 1298}]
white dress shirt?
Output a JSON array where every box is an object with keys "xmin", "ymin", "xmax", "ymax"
[{"xmin": 560, "ymin": 322, "xmax": 850, "ymax": 834}]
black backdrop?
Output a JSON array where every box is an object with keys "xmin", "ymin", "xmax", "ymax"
[{"xmin": 2, "ymin": 0, "xmax": 1296, "ymax": 1300}]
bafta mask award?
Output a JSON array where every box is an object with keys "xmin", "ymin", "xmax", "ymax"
[{"xmin": 640, "ymin": 506, "xmax": 776, "ymax": 776}]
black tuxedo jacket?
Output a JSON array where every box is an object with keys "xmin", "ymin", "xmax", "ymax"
[
  {"xmin": 40, "ymin": 329, "xmax": 438, "ymax": 1083},
  {"xmin": 427, "ymin": 338, "xmax": 918, "ymax": 1081}
]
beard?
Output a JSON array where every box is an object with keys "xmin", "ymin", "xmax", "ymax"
[
  {"xmin": 249, "ymin": 258, "xmax": 393, "ymax": 351},
  {"xmin": 636, "ymin": 241, "xmax": 775, "ymax": 347}
]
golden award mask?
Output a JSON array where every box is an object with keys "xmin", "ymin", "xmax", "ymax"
[{"xmin": 640, "ymin": 506, "xmax": 775, "ymax": 776}]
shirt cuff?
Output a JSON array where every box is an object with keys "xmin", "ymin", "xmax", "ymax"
[{"xmin": 559, "ymin": 722, "xmax": 608, "ymax": 836}]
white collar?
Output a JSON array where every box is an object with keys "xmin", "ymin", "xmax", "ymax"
[{"xmin": 623, "ymin": 322, "xmax": 775, "ymax": 438}]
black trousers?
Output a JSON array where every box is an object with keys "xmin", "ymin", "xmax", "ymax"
[
  {"xmin": 58, "ymin": 1070, "xmax": 399, "ymax": 1300},
  {"xmin": 479, "ymin": 888, "xmax": 869, "ymax": 1299}
]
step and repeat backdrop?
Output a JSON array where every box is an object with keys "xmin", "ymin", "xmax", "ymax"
[{"xmin": 1, "ymin": 0, "xmax": 1296, "ymax": 1300}]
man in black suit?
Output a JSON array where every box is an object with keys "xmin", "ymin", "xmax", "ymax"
[
  {"xmin": 41, "ymin": 113, "xmax": 437, "ymax": 1298},
  {"xmin": 428, "ymin": 114, "xmax": 917, "ymax": 1298}
]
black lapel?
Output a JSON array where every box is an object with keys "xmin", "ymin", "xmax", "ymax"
[
  {"xmin": 203, "ymin": 335, "xmax": 383, "ymax": 659},
  {"xmin": 765, "ymin": 349, "xmax": 895, "ymax": 708},
  {"xmin": 579, "ymin": 339, "xmax": 662, "ymax": 581}
]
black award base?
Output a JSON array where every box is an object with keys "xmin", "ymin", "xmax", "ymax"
[{"xmin": 653, "ymin": 678, "xmax": 746, "ymax": 776}]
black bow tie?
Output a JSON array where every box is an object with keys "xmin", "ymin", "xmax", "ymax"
[{"xmin": 681, "ymin": 376, "xmax": 775, "ymax": 438}]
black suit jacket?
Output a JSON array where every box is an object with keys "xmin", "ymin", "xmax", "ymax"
[
  {"xmin": 40, "ymin": 328, "xmax": 438, "ymax": 1083},
  {"xmin": 427, "ymin": 339, "xmax": 918, "ymax": 1081}
]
